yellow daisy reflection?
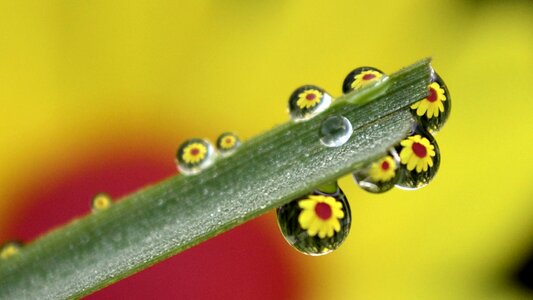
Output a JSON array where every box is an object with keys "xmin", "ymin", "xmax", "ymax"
[
  {"xmin": 298, "ymin": 195, "xmax": 344, "ymax": 239},
  {"xmin": 369, "ymin": 156, "xmax": 396, "ymax": 182},
  {"xmin": 220, "ymin": 135, "xmax": 237, "ymax": 149},
  {"xmin": 296, "ymin": 89, "xmax": 322, "ymax": 109},
  {"xmin": 410, "ymin": 82, "xmax": 447, "ymax": 118},
  {"xmin": 399, "ymin": 135, "xmax": 435, "ymax": 172},
  {"xmin": 351, "ymin": 70, "xmax": 383, "ymax": 90},
  {"xmin": 182, "ymin": 143, "xmax": 207, "ymax": 164}
]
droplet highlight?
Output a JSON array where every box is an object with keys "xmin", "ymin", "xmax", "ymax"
[
  {"xmin": 288, "ymin": 85, "xmax": 332, "ymax": 122},
  {"xmin": 410, "ymin": 72, "xmax": 451, "ymax": 134},
  {"xmin": 276, "ymin": 186, "xmax": 351, "ymax": 256},
  {"xmin": 319, "ymin": 115, "xmax": 353, "ymax": 147},
  {"xmin": 353, "ymin": 149, "xmax": 400, "ymax": 193},
  {"xmin": 91, "ymin": 193, "xmax": 112, "ymax": 212},
  {"xmin": 395, "ymin": 127, "xmax": 440, "ymax": 189},
  {"xmin": 216, "ymin": 132, "xmax": 241, "ymax": 156},
  {"xmin": 176, "ymin": 138, "xmax": 216, "ymax": 175},
  {"xmin": 0, "ymin": 241, "xmax": 22, "ymax": 260},
  {"xmin": 342, "ymin": 66, "xmax": 388, "ymax": 93}
]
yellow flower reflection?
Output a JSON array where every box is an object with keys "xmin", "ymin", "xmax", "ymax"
[
  {"xmin": 1, "ymin": 242, "xmax": 21, "ymax": 260},
  {"xmin": 350, "ymin": 70, "xmax": 383, "ymax": 90},
  {"xmin": 92, "ymin": 193, "xmax": 112, "ymax": 212},
  {"xmin": 298, "ymin": 195, "xmax": 344, "ymax": 239},
  {"xmin": 411, "ymin": 82, "xmax": 447, "ymax": 118},
  {"xmin": 220, "ymin": 135, "xmax": 237, "ymax": 149},
  {"xmin": 369, "ymin": 156, "xmax": 396, "ymax": 182},
  {"xmin": 182, "ymin": 143, "xmax": 207, "ymax": 164},
  {"xmin": 399, "ymin": 135, "xmax": 435, "ymax": 172},
  {"xmin": 296, "ymin": 89, "xmax": 322, "ymax": 109}
]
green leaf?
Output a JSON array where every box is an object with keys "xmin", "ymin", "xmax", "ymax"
[{"xmin": 0, "ymin": 58, "xmax": 432, "ymax": 299}]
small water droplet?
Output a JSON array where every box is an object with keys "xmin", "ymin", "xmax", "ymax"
[
  {"xmin": 1, "ymin": 241, "xmax": 22, "ymax": 260},
  {"xmin": 288, "ymin": 85, "xmax": 332, "ymax": 122},
  {"xmin": 91, "ymin": 193, "xmax": 112, "ymax": 212},
  {"xmin": 319, "ymin": 115, "xmax": 353, "ymax": 147},
  {"xmin": 395, "ymin": 127, "xmax": 440, "ymax": 189},
  {"xmin": 410, "ymin": 72, "xmax": 451, "ymax": 134},
  {"xmin": 216, "ymin": 132, "xmax": 241, "ymax": 156},
  {"xmin": 276, "ymin": 186, "xmax": 351, "ymax": 256},
  {"xmin": 342, "ymin": 66, "xmax": 388, "ymax": 93},
  {"xmin": 176, "ymin": 138, "xmax": 216, "ymax": 175},
  {"xmin": 353, "ymin": 149, "xmax": 400, "ymax": 193}
]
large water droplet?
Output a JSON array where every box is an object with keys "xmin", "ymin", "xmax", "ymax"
[
  {"xmin": 395, "ymin": 126, "xmax": 440, "ymax": 189},
  {"xmin": 410, "ymin": 71, "xmax": 451, "ymax": 134},
  {"xmin": 0, "ymin": 241, "xmax": 22, "ymax": 260},
  {"xmin": 276, "ymin": 186, "xmax": 351, "ymax": 256},
  {"xmin": 216, "ymin": 132, "xmax": 241, "ymax": 156},
  {"xmin": 176, "ymin": 138, "xmax": 216, "ymax": 175},
  {"xmin": 319, "ymin": 115, "xmax": 353, "ymax": 147},
  {"xmin": 353, "ymin": 149, "xmax": 400, "ymax": 193},
  {"xmin": 342, "ymin": 66, "xmax": 388, "ymax": 93},
  {"xmin": 288, "ymin": 85, "xmax": 332, "ymax": 122},
  {"xmin": 91, "ymin": 193, "xmax": 113, "ymax": 212}
]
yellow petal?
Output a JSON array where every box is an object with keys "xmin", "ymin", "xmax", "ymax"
[
  {"xmin": 327, "ymin": 226, "xmax": 334, "ymax": 238},
  {"xmin": 298, "ymin": 210, "xmax": 314, "ymax": 228},
  {"xmin": 298, "ymin": 199, "xmax": 315, "ymax": 209},
  {"xmin": 427, "ymin": 157, "xmax": 434, "ymax": 167},
  {"xmin": 407, "ymin": 156, "xmax": 418, "ymax": 171},
  {"xmin": 307, "ymin": 218, "xmax": 320, "ymax": 236},
  {"xmin": 332, "ymin": 218, "xmax": 341, "ymax": 232}
]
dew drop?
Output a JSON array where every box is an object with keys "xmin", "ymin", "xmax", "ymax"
[
  {"xmin": 353, "ymin": 149, "xmax": 400, "ymax": 193},
  {"xmin": 395, "ymin": 126, "xmax": 440, "ymax": 190},
  {"xmin": 342, "ymin": 66, "xmax": 388, "ymax": 93},
  {"xmin": 216, "ymin": 132, "xmax": 241, "ymax": 156},
  {"xmin": 409, "ymin": 71, "xmax": 451, "ymax": 134},
  {"xmin": 288, "ymin": 85, "xmax": 332, "ymax": 122},
  {"xmin": 176, "ymin": 138, "xmax": 216, "ymax": 175},
  {"xmin": 91, "ymin": 193, "xmax": 112, "ymax": 212},
  {"xmin": 319, "ymin": 115, "xmax": 353, "ymax": 147},
  {"xmin": 0, "ymin": 241, "xmax": 23, "ymax": 260},
  {"xmin": 276, "ymin": 186, "xmax": 351, "ymax": 256}
]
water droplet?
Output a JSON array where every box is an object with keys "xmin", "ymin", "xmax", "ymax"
[
  {"xmin": 342, "ymin": 66, "xmax": 388, "ymax": 93},
  {"xmin": 0, "ymin": 241, "xmax": 22, "ymax": 260},
  {"xmin": 91, "ymin": 193, "xmax": 112, "ymax": 212},
  {"xmin": 395, "ymin": 127, "xmax": 440, "ymax": 189},
  {"xmin": 276, "ymin": 187, "xmax": 351, "ymax": 256},
  {"xmin": 410, "ymin": 72, "xmax": 451, "ymax": 134},
  {"xmin": 353, "ymin": 149, "xmax": 400, "ymax": 193},
  {"xmin": 216, "ymin": 132, "xmax": 241, "ymax": 156},
  {"xmin": 319, "ymin": 115, "xmax": 353, "ymax": 147},
  {"xmin": 176, "ymin": 138, "xmax": 216, "ymax": 175},
  {"xmin": 288, "ymin": 85, "xmax": 332, "ymax": 122}
]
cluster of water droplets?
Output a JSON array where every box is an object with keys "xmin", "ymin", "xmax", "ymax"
[
  {"xmin": 175, "ymin": 132, "xmax": 241, "ymax": 176},
  {"xmin": 277, "ymin": 65, "xmax": 451, "ymax": 255},
  {"xmin": 351, "ymin": 69, "xmax": 450, "ymax": 192}
]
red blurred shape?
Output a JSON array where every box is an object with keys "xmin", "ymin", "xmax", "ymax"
[{"xmin": 7, "ymin": 145, "xmax": 299, "ymax": 299}]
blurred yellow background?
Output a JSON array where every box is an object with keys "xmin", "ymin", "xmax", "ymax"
[{"xmin": 0, "ymin": 0, "xmax": 532, "ymax": 299}]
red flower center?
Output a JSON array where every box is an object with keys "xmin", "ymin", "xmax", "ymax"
[
  {"xmin": 412, "ymin": 142, "xmax": 427, "ymax": 158},
  {"xmin": 306, "ymin": 93, "xmax": 316, "ymax": 100},
  {"xmin": 427, "ymin": 87, "xmax": 437, "ymax": 102},
  {"xmin": 190, "ymin": 148, "xmax": 200, "ymax": 156},
  {"xmin": 225, "ymin": 138, "xmax": 232, "ymax": 144},
  {"xmin": 381, "ymin": 161, "xmax": 390, "ymax": 170},
  {"xmin": 362, "ymin": 73, "xmax": 376, "ymax": 80},
  {"xmin": 315, "ymin": 202, "xmax": 332, "ymax": 220}
]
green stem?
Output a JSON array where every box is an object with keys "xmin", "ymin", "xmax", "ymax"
[{"xmin": 0, "ymin": 59, "xmax": 432, "ymax": 299}]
